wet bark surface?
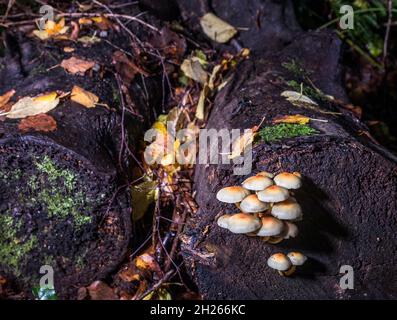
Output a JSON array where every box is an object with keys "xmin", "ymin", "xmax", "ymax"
[
  {"xmin": 179, "ymin": 0, "xmax": 397, "ymax": 299},
  {"xmin": 0, "ymin": 6, "xmax": 162, "ymax": 298}
]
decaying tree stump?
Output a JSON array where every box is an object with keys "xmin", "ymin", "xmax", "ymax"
[
  {"xmin": 179, "ymin": 0, "xmax": 397, "ymax": 299},
  {"xmin": 0, "ymin": 7, "xmax": 164, "ymax": 298}
]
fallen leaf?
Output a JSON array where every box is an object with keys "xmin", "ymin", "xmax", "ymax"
[
  {"xmin": 281, "ymin": 90, "xmax": 318, "ymax": 106},
  {"xmin": 0, "ymin": 90, "xmax": 16, "ymax": 109},
  {"xmin": 196, "ymin": 84, "xmax": 209, "ymax": 120},
  {"xmin": 63, "ymin": 47, "xmax": 75, "ymax": 53},
  {"xmin": 112, "ymin": 51, "xmax": 149, "ymax": 85},
  {"xmin": 200, "ymin": 13, "xmax": 237, "ymax": 43},
  {"xmin": 181, "ymin": 58, "xmax": 208, "ymax": 84},
  {"xmin": 70, "ymin": 21, "xmax": 80, "ymax": 41},
  {"xmin": 135, "ymin": 253, "xmax": 161, "ymax": 273},
  {"xmin": 77, "ymin": 36, "xmax": 101, "ymax": 45},
  {"xmin": 87, "ymin": 281, "xmax": 117, "ymax": 300},
  {"xmin": 92, "ymin": 16, "xmax": 114, "ymax": 30},
  {"xmin": 2, "ymin": 92, "xmax": 59, "ymax": 119},
  {"xmin": 228, "ymin": 129, "xmax": 257, "ymax": 159},
  {"xmin": 131, "ymin": 179, "xmax": 159, "ymax": 221},
  {"xmin": 208, "ymin": 64, "xmax": 222, "ymax": 90},
  {"xmin": 33, "ymin": 18, "xmax": 69, "ymax": 40},
  {"xmin": 78, "ymin": 18, "xmax": 93, "ymax": 25},
  {"xmin": 273, "ymin": 114, "xmax": 310, "ymax": 125},
  {"xmin": 60, "ymin": 57, "xmax": 95, "ymax": 75},
  {"xmin": 70, "ymin": 86, "xmax": 99, "ymax": 108},
  {"xmin": 18, "ymin": 114, "xmax": 57, "ymax": 132}
]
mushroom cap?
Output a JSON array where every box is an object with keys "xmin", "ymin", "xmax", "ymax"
[
  {"xmin": 217, "ymin": 214, "xmax": 231, "ymax": 229},
  {"xmin": 271, "ymin": 198, "xmax": 302, "ymax": 220},
  {"xmin": 283, "ymin": 221, "xmax": 299, "ymax": 239},
  {"xmin": 242, "ymin": 175, "xmax": 273, "ymax": 191},
  {"xmin": 256, "ymin": 216, "xmax": 284, "ymax": 237},
  {"xmin": 257, "ymin": 171, "xmax": 274, "ymax": 179},
  {"xmin": 216, "ymin": 186, "xmax": 250, "ymax": 203},
  {"xmin": 274, "ymin": 172, "xmax": 302, "ymax": 189},
  {"xmin": 257, "ymin": 185, "xmax": 289, "ymax": 203},
  {"xmin": 240, "ymin": 194, "xmax": 270, "ymax": 213},
  {"xmin": 227, "ymin": 213, "xmax": 262, "ymax": 234},
  {"xmin": 287, "ymin": 252, "xmax": 307, "ymax": 266},
  {"xmin": 267, "ymin": 253, "xmax": 292, "ymax": 271}
]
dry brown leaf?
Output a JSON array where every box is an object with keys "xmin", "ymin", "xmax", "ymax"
[
  {"xmin": 273, "ymin": 114, "xmax": 311, "ymax": 125},
  {"xmin": 92, "ymin": 15, "xmax": 114, "ymax": 30},
  {"xmin": 71, "ymin": 86, "xmax": 99, "ymax": 108},
  {"xmin": 0, "ymin": 90, "xmax": 16, "ymax": 109},
  {"xmin": 112, "ymin": 51, "xmax": 149, "ymax": 85},
  {"xmin": 18, "ymin": 114, "xmax": 57, "ymax": 132},
  {"xmin": 60, "ymin": 57, "xmax": 95, "ymax": 75},
  {"xmin": 2, "ymin": 92, "xmax": 59, "ymax": 119},
  {"xmin": 87, "ymin": 281, "xmax": 117, "ymax": 300}
]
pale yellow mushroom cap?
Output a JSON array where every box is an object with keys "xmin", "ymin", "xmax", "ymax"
[
  {"xmin": 274, "ymin": 172, "xmax": 302, "ymax": 189},
  {"xmin": 217, "ymin": 214, "xmax": 231, "ymax": 229},
  {"xmin": 287, "ymin": 252, "xmax": 307, "ymax": 266},
  {"xmin": 257, "ymin": 185, "xmax": 289, "ymax": 203},
  {"xmin": 267, "ymin": 253, "xmax": 292, "ymax": 271},
  {"xmin": 271, "ymin": 198, "xmax": 302, "ymax": 220},
  {"xmin": 240, "ymin": 194, "xmax": 270, "ymax": 213},
  {"xmin": 257, "ymin": 171, "xmax": 274, "ymax": 179},
  {"xmin": 242, "ymin": 175, "xmax": 273, "ymax": 191},
  {"xmin": 216, "ymin": 186, "xmax": 250, "ymax": 203},
  {"xmin": 227, "ymin": 213, "xmax": 261, "ymax": 234},
  {"xmin": 256, "ymin": 216, "xmax": 284, "ymax": 237},
  {"xmin": 283, "ymin": 221, "xmax": 299, "ymax": 239}
]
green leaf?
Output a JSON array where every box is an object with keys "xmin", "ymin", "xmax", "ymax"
[{"xmin": 131, "ymin": 179, "xmax": 159, "ymax": 222}]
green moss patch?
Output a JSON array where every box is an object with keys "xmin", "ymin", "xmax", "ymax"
[
  {"xmin": 0, "ymin": 214, "xmax": 37, "ymax": 276},
  {"xmin": 258, "ymin": 123, "xmax": 317, "ymax": 142}
]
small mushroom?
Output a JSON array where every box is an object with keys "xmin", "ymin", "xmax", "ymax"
[
  {"xmin": 257, "ymin": 171, "xmax": 274, "ymax": 179},
  {"xmin": 227, "ymin": 213, "xmax": 262, "ymax": 234},
  {"xmin": 271, "ymin": 198, "xmax": 302, "ymax": 220},
  {"xmin": 287, "ymin": 252, "xmax": 307, "ymax": 266},
  {"xmin": 267, "ymin": 253, "xmax": 295, "ymax": 276},
  {"xmin": 216, "ymin": 186, "xmax": 250, "ymax": 204},
  {"xmin": 282, "ymin": 221, "xmax": 299, "ymax": 239},
  {"xmin": 217, "ymin": 214, "xmax": 231, "ymax": 229},
  {"xmin": 242, "ymin": 175, "xmax": 273, "ymax": 191},
  {"xmin": 240, "ymin": 194, "xmax": 270, "ymax": 213},
  {"xmin": 274, "ymin": 172, "xmax": 302, "ymax": 189},
  {"xmin": 257, "ymin": 185, "xmax": 289, "ymax": 203},
  {"xmin": 255, "ymin": 216, "xmax": 284, "ymax": 237}
]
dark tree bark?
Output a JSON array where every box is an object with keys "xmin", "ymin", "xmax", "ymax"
[
  {"xmin": 179, "ymin": 0, "xmax": 397, "ymax": 299},
  {"xmin": 0, "ymin": 8, "xmax": 162, "ymax": 298}
]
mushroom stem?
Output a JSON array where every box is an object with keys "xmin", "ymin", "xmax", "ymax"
[
  {"xmin": 278, "ymin": 265, "xmax": 296, "ymax": 276},
  {"xmin": 267, "ymin": 236, "xmax": 284, "ymax": 244}
]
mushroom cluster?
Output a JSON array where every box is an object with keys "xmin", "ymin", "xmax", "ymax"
[
  {"xmin": 267, "ymin": 252, "xmax": 307, "ymax": 276},
  {"xmin": 216, "ymin": 171, "xmax": 303, "ymax": 244}
]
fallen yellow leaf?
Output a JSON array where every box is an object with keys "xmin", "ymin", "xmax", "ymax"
[
  {"xmin": 228, "ymin": 129, "xmax": 257, "ymax": 159},
  {"xmin": 60, "ymin": 57, "xmax": 95, "ymax": 75},
  {"xmin": 200, "ymin": 13, "xmax": 237, "ymax": 43},
  {"xmin": 273, "ymin": 114, "xmax": 310, "ymax": 125},
  {"xmin": 33, "ymin": 18, "xmax": 69, "ymax": 40},
  {"xmin": 71, "ymin": 86, "xmax": 99, "ymax": 108}
]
